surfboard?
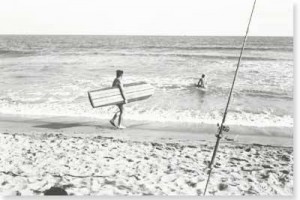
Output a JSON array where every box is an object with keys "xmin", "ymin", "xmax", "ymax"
[
  {"xmin": 195, "ymin": 84, "xmax": 208, "ymax": 91},
  {"xmin": 197, "ymin": 87, "xmax": 207, "ymax": 92},
  {"xmin": 88, "ymin": 81, "xmax": 154, "ymax": 108}
]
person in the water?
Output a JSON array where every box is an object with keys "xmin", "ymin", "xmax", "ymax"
[
  {"xmin": 110, "ymin": 70, "xmax": 127, "ymax": 129},
  {"xmin": 197, "ymin": 74, "xmax": 206, "ymax": 88}
]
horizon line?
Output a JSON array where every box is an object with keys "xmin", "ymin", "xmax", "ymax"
[{"xmin": 0, "ymin": 33, "xmax": 293, "ymax": 37}]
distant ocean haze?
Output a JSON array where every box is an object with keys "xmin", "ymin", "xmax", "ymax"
[{"xmin": 0, "ymin": 35, "xmax": 293, "ymax": 131}]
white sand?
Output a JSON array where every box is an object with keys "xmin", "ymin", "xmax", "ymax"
[{"xmin": 0, "ymin": 129, "xmax": 293, "ymax": 196}]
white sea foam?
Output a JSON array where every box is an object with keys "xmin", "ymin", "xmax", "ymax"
[{"xmin": 0, "ymin": 99, "xmax": 293, "ymax": 129}]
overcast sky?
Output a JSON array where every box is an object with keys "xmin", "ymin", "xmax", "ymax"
[{"xmin": 0, "ymin": 0, "xmax": 293, "ymax": 36}]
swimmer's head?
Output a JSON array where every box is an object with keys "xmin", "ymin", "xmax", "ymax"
[
  {"xmin": 202, "ymin": 74, "xmax": 205, "ymax": 78},
  {"xmin": 116, "ymin": 70, "xmax": 124, "ymax": 78}
]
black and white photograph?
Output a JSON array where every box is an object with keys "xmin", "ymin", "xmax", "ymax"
[{"xmin": 0, "ymin": 0, "xmax": 294, "ymax": 196}]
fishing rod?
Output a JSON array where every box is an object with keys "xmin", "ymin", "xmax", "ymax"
[{"xmin": 203, "ymin": 0, "xmax": 257, "ymax": 195}]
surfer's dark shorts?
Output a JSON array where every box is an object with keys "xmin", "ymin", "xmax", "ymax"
[{"xmin": 117, "ymin": 104, "xmax": 124, "ymax": 110}]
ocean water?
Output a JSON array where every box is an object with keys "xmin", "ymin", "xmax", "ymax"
[{"xmin": 0, "ymin": 35, "xmax": 293, "ymax": 130}]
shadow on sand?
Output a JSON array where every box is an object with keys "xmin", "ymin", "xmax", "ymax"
[
  {"xmin": 33, "ymin": 122, "xmax": 115, "ymax": 130},
  {"xmin": 34, "ymin": 122, "xmax": 86, "ymax": 129}
]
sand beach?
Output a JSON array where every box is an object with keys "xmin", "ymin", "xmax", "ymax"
[{"xmin": 0, "ymin": 114, "xmax": 293, "ymax": 196}]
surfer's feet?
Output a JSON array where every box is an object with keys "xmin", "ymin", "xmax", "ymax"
[
  {"xmin": 118, "ymin": 125, "xmax": 126, "ymax": 129},
  {"xmin": 109, "ymin": 120, "xmax": 116, "ymax": 127}
]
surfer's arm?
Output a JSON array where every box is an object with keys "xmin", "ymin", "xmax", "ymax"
[
  {"xmin": 118, "ymin": 84, "xmax": 127, "ymax": 103},
  {"xmin": 198, "ymin": 79, "xmax": 204, "ymax": 87}
]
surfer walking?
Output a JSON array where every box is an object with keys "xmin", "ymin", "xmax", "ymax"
[
  {"xmin": 110, "ymin": 70, "xmax": 127, "ymax": 129},
  {"xmin": 197, "ymin": 74, "xmax": 206, "ymax": 88}
]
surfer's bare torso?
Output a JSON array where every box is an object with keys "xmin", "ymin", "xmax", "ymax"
[{"xmin": 112, "ymin": 78, "xmax": 125, "ymax": 106}]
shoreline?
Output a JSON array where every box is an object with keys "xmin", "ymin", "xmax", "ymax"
[{"xmin": 0, "ymin": 113, "xmax": 293, "ymax": 147}]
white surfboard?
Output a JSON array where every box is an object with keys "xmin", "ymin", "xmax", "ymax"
[
  {"xmin": 195, "ymin": 84, "xmax": 208, "ymax": 91},
  {"xmin": 197, "ymin": 87, "xmax": 208, "ymax": 92},
  {"xmin": 88, "ymin": 82, "xmax": 154, "ymax": 108}
]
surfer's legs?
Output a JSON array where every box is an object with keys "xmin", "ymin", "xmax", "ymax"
[
  {"xmin": 110, "ymin": 107, "xmax": 120, "ymax": 127},
  {"xmin": 118, "ymin": 104, "xmax": 124, "ymax": 126},
  {"xmin": 110, "ymin": 104, "xmax": 125, "ymax": 129},
  {"xmin": 117, "ymin": 104, "xmax": 125, "ymax": 128},
  {"xmin": 111, "ymin": 111, "xmax": 119, "ymax": 121}
]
